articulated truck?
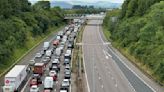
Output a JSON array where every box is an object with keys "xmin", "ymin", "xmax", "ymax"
[{"xmin": 3, "ymin": 65, "xmax": 28, "ymax": 92}]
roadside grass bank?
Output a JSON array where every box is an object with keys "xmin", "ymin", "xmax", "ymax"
[
  {"xmin": 72, "ymin": 23, "xmax": 85, "ymax": 92},
  {"xmin": 102, "ymin": 25, "xmax": 111, "ymax": 41},
  {"xmin": 0, "ymin": 24, "xmax": 65, "ymax": 77}
]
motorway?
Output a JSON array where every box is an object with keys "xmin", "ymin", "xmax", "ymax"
[
  {"xmin": 82, "ymin": 19, "xmax": 156, "ymax": 92},
  {"xmin": 0, "ymin": 26, "xmax": 70, "ymax": 92}
]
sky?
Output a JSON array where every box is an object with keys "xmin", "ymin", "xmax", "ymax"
[{"xmin": 28, "ymin": 0, "xmax": 125, "ymax": 3}]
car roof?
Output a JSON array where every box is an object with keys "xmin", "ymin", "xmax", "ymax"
[
  {"xmin": 31, "ymin": 85, "xmax": 38, "ymax": 88},
  {"xmin": 63, "ymin": 79, "xmax": 69, "ymax": 81}
]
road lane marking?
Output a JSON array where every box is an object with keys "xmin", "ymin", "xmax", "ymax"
[
  {"xmin": 115, "ymin": 84, "xmax": 118, "ymax": 87},
  {"xmin": 99, "ymin": 77, "xmax": 101, "ymax": 80},
  {"xmin": 107, "ymin": 46, "xmax": 156, "ymax": 92},
  {"xmin": 103, "ymin": 49, "xmax": 112, "ymax": 60},
  {"xmin": 82, "ymin": 44, "xmax": 91, "ymax": 92},
  {"xmin": 101, "ymin": 85, "xmax": 104, "ymax": 88},
  {"xmin": 111, "ymin": 77, "xmax": 114, "ymax": 80},
  {"xmin": 103, "ymin": 49, "xmax": 109, "ymax": 59}
]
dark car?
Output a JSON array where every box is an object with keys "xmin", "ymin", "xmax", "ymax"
[
  {"xmin": 49, "ymin": 65, "xmax": 60, "ymax": 73},
  {"xmin": 42, "ymin": 57, "xmax": 51, "ymax": 65},
  {"xmin": 64, "ymin": 70, "xmax": 71, "ymax": 79}
]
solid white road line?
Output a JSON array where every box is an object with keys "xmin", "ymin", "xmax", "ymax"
[
  {"xmin": 82, "ymin": 45, "xmax": 91, "ymax": 92},
  {"xmin": 107, "ymin": 46, "xmax": 156, "ymax": 92}
]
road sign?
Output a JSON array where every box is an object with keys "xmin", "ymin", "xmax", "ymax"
[{"xmin": 5, "ymin": 80, "xmax": 9, "ymax": 84}]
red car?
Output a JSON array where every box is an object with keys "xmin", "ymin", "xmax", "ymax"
[
  {"xmin": 44, "ymin": 89, "xmax": 51, "ymax": 92},
  {"xmin": 30, "ymin": 78, "xmax": 38, "ymax": 86}
]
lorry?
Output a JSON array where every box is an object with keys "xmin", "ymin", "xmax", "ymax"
[
  {"xmin": 55, "ymin": 48, "xmax": 61, "ymax": 56},
  {"xmin": 44, "ymin": 77, "xmax": 54, "ymax": 90},
  {"xmin": 3, "ymin": 65, "xmax": 28, "ymax": 92},
  {"xmin": 33, "ymin": 63, "xmax": 45, "ymax": 76},
  {"xmin": 43, "ymin": 42, "xmax": 50, "ymax": 51}
]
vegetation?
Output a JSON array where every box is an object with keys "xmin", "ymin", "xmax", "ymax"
[
  {"xmin": 0, "ymin": 0, "xmax": 65, "ymax": 73},
  {"xmin": 65, "ymin": 5, "xmax": 105, "ymax": 14},
  {"xmin": 103, "ymin": 0, "xmax": 164, "ymax": 84}
]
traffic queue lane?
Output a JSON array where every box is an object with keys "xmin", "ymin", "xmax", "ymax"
[{"xmin": 22, "ymin": 31, "xmax": 70, "ymax": 92}]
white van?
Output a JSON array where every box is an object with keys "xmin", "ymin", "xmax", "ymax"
[
  {"xmin": 46, "ymin": 50, "xmax": 52, "ymax": 57},
  {"xmin": 56, "ymin": 48, "xmax": 61, "ymax": 56},
  {"xmin": 66, "ymin": 49, "xmax": 72, "ymax": 56},
  {"xmin": 44, "ymin": 77, "xmax": 54, "ymax": 90},
  {"xmin": 43, "ymin": 42, "xmax": 50, "ymax": 51},
  {"xmin": 56, "ymin": 36, "xmax": 61, "ymax": 40}
]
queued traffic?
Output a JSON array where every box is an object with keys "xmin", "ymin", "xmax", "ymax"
[{"xmin": 2, "ymin": 19, "xmax": 85, "ymax": 92}]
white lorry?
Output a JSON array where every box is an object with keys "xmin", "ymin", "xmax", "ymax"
[
  {"xmin": 43, "ymin": 42, "xmax": 50, "ymax": 51},
  {"xmin": 56, "ymin": 48, "xmax": 61, "ymax": 56},
  {"xmin": 3, "ymin": 65, "xmax": 28, "ymax": 92},
  {"xmin": 44, "ymin": 77, "xmax": 54, "ymax": 90}
]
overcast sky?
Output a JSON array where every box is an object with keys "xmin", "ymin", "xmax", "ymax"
[{"xmin": 29, "ymin": 0, "xmax": 124, "ymax": 3}]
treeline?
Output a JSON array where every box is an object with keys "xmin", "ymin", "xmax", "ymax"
[
  {"xmin": 0, "ymin": 1, "xmax": 64, "ymax": 68},
  {"xmin": 104, "ymin": 0, "xmax": 164, "ymax": 84},
  {"xmin": 65, "ymin": 6, "xmax": 105, "ymax": 14}
]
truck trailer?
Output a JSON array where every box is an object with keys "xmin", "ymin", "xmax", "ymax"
[{"xmin": 3, "ymin": 65, "xmax": 28, "ymax": 92}]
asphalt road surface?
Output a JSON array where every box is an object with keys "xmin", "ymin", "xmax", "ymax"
[{"xmin": 82, "ymin": 19, "xmax": 155, "ymax": 92}]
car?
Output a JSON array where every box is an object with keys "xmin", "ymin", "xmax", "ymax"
[
  {"xmin": 64, "ymin": 70, "xmax": 71, "ymax": 79},
  {"xmin": 67, "ymin": 43, "xmax": 74, "ymax": 49},
  {"xmin": 52, "ymin": 59, "xmax": 60, "ymax": 65},
  {"xmin": 40, "ymin": 50, "xmax": 44, "ymax": 55},
  {"xmin": 49, "ymin": 70, "xmax": 57, "ymax": 81},
  {"xmin": 29, "ymin": 59, "xmax": 35, "ymax": 66},
  {"xmin": 65, "ymin": 64, "xmax": 70, "ymax": 70},
  {"xmin": 42, "ymin": 57, "xmax": 50, "ymax": 65},
  {"xmin": 59, "ymin": 45, "xmax": 64, "ymax": 53},
  {"xmin": 64, "ymin": 59, "xmax": 70, "ymax": 65},
  {"xmin": 31, "ymin": 74, "xmax": 42, "ymax": 84},
  {"xmin": 60, "ymin": 41, "xmax": 65, "ymax": 45},
  {"xmin": 35, "ymin": 53, "xmax": 42, "ymax": 58},
  {"xmin": 44, "ymin": 89, "xmax": 52, "ymax": 92},
  {"xmin": 61, "ymin": 79, "xmax": 70, "ymax": 88},
  {"xmin": 50, "ymin": 65, "xmax": 60, "ymax": 73},
  {"xmin": 60, "ymin": 87, "xmax": 68, "ymax": 92},
  {"xmin": 30, "ymin": 85, "xmax": 39, "ymax": 92},
  {"xmin": 64, "ymin": 54, "xmax": 71, "ymax": 60},
  {"xmin": 30, "ymin": 78, "xmax": 38, "ymax": 86},
  {"xmin": 66, "ymin": 49, "xmax": 72, "ymax": 56},
  {"xmin": 50, "ymin": 48, "xmax": 54, "ymax": 54},
  {"xmin": 46, "ymin": 50, "xmax": 52, "ymax": 57}
]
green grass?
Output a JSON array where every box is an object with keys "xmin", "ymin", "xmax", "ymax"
[
  {"xmin": 102, "ymin": 25, "xmax": 111, "ymax": 41},
  {"xmin": 72, "ymin": 25, "xmax": 85, "ymax": 73},
  {"xmin": 0, "ymin": 25, "xmax": 64, "ymax": 75}
]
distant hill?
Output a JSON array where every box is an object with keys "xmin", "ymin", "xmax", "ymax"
[
  {"xmin": 94, "ymin": 1, "xmax": 122, "ymax": 8},
  {"xmin": 50, "ymin": 1, "xmax": 122, "ymax": 9},
  {"xmin": 51, "ymin": 1, "xmax": 73, "ymax": 9}
]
